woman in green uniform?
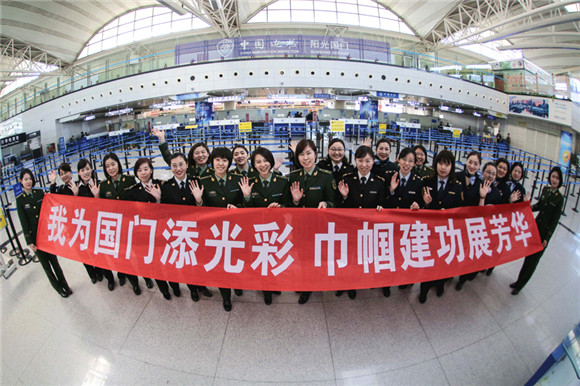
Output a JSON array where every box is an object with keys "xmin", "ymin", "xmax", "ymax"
[
  {"xmin": 289, "ymin": 139, "xmax": 336, "ymax": 304},
  {"xmin": 99, "ymin": 153, "xmax": 153, "ymax": 294},
  {"xmin": 152, "ymin": 128, "xmax": 212, "ymax": 177},
  {"xmin": 231, "ymin": 144, "xmax": 259, "ymax": 178},
  {"xmin": 510, "ymin": 166, "xmax": 564, "ymax": 295},
  {"xmin": 412, "ymin": 145, "xmax": 434, "ymax": 179},
  {"xmin": 191, "ymin": 147, "xmax": 244, "ymax": 312},
  {"xmin": 16, "ymin": 169, "xmax": 72, "ymax": 297},
  {"xmin": 239, "ymin": 146, "xmax": 289, "ymax": 305}
]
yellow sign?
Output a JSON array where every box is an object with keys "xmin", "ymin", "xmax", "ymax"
[
  {"xmin": 330, "ymin": 120, "xmax": 345, "ymax": 133},
  {"xmin": 239, "ymin": 122, "xmax": 252, "ymax": 133},
  {"xmin": 0, "ymin": 210, "xmax": 6, "ymax": 230},
  {"xmin": 185, "ymin": 124, "xmax": 198, "ymax": 129},
  {"xmin": 452, "ymin": 129, "xmax": 462, "ymax": 138},
  {"xmin": 379, "ymin": 123, "xmax": 387, "ymax": 134}
]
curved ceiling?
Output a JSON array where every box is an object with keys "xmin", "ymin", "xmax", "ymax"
[{"xmin": 0, "ymin": 0, "xmax": 579, "ymax": 89}]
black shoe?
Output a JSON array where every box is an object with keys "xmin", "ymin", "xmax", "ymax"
[
  {"xmin": 191, "ymin": 289, "xmax": 199, "ymax": 302},
  {"xmin": 298, "ymin": 292, "xmax": 311, "ymax": 304},
  {"xmin": 382, "ymin": 287, "xmax": 391, "ymax": 297},
  {"xmin": 509, "ymin": 282, "xmax": 518, "ymax": 289},
  {"xmin": 399, "ymin": 284, "xmax": 410, "ymax": 289},
  {"xmin": 455, "ymin": 281, "xmax": 464, "ymax": 291},
  {"xmin": 119, "ymin": 275, "xmax": 126, "ymax": 286},
  {"xmin": 162, "ymin": 291, "xmax": 171, "ymax": 300},
  {"xmin": 108, "ymin": 281, "xmax": 115, "ymax": 291},
  {"xmin": 223, "ymin": 299, "xmax": 232, "ymax": 312},
  {"xmin": 59, "ymin": 289, "xmax": 70, "ymax": 298},
  {"xmin": 133, "ymin": 285, "xmax": 141, "ymax": 295},
  {"xmin": 199, "ymin": 287, "xmax": 213, "ymax": 297},
  {"xmin": 234, "ymin": 289, "xmax": 243, "ymax": 296},
  {"xmin": 335, "ymin": 290, "xmax": 344, "ymax": 297},
  {"xmin": 348, "ymin": 290, "xmax": 356, "ymax": 300},
  {"xmin": 97, "ymin": 272, "xmax": 104, "ymax": 282},
  {"xmin": 64, "ymin": 287, "xmax": 73, "ymax": 296},
  {"xmin": 173, "ymin": 287, "xmax": 181, "ymax": 297},
  {"xmin": 273, "ymin": 291, "xmax": 281, "ymax": 295},
  {"xmin": 144, "ymin": 278, "xmax": 154, "ymax": 288},
  {"xmin": 264, "ymin": 293, "xmax": 272, "ymax": 305},
  {"xmin": 419, "ymin": 292, "xmax": 427, "ymax": 304},
  {"xmin": 436, "ymin": 284, "xmax": 444, "ymax": 297},
  {"xmin": 486, "ymin": 268, "xmax": 494, "ymax": 276},
  {"xmin": 90, "ymin": 276, "xmax": 97, "ymax": 284},
  {"xmin": 511, "ymin": 288, "xmax": 521, "ymax": 295}
]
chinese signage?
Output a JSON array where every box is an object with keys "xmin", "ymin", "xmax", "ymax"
[
  {"xmin": 1, "ymin": 133, "xmax": 27, "ymax": 149},
  {"xmin": 330, "ymin": 120, "xmax": 345, "ymax": 133},
  {"xmin": 175, "ymin": 35, "xmax": 390, "ymax": 64},
  {"xmin": 239, "ymin": 122, "xmax": 252, "ymax": 133},
  {"xmin": 38, "ymin": 196, "xmax": 542, "ymax": 291}
]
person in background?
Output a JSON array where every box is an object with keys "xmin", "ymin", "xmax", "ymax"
[
  {"xmin": 336, "ymin": 145, "xmax": 384, "ymax": 300},
  {"xmin": 372, "ymin": 138, "xmax": 398, "ymax": 177},
  {"xmin": 510, "ymin": 167, "xmax": 564, "ymax": 295},
  {"xmin": 289, "ymin": 139, "xmax": 336, "ymax": 304},
  {"xmin": 70, "ymin": 158, "xmax": 116, "ymax": 291},
  {"xmin": 412, "ymin": 145, "xmax": 434, "ymax": 179},
  {"xmin": 17, "ymin": 169, "xmax": 72, "ymax": 298}
]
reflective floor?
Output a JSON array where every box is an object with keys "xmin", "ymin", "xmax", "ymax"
[{"xmin": 1, "ymin": 206, "xmax": 579, "ymax": 385}]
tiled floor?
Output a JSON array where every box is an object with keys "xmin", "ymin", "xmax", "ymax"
[
  {"xmin": 2, "ymin": 145, "xmax": 579, "ymax": 385},
  {"xmin": 1, "ymin": 210, "xmax": 578, "ymax": 385}
]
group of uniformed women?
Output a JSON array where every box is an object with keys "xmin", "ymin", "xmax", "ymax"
[{"xmin": 16, "ymin": 135, "xmax": 563, "ymax": 308}]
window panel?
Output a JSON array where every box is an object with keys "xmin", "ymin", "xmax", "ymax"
[
  {"xmin": 102, "ymin": 26, "xmax": 117, "ymax": 39},
  {"xmin": 268, "ymin": 0, "xmax": 290, "ymax": 10},
  {"xmin": 292, "ymin": 0, "xmax": 313, "ymax": 10},
  {"xmin": 336, "ymin": 3, "xmax": 358, "ymax": 14},
  {"xmin": 359, "ymin": 15, "xmax": 380, "ymax": 28},
  {"xmin": 117, "ymin": 32, "xmax": 134, "ymax": 45},
  {"xmin": 119, "ymin": 13, "xmax": 135, "ymax": 25},
  {"xmin": 135, "ymin": 8, "xmax": 153, "ymax": 20},
  {"xmin": 379, "ymin": 8, "xmax": 398, "ymax": 20},
  {"xmin": 134, "ymin": 26, "xmax": 152, "ymax": 40},
  {"xmin": 101, "ymin": 37, "xmax": 116, "ymax": 51},
  {"xmin": 153, "ymin": 12, "xmax": 171, "ymax": 24},
  {"xmin": 135, "ymin": 17, "xmax": 151, "ymax": 30},
  {"xmin": 248, "ymin": 12, "xmax": 268, "ymax": 23},
  {"xmin": 337, "ymin": 12, "xmax": 356, "ymax": 24},
  {"xmin": 315, "ymin": 10, "xmax": 337, "ymax": 23},
  {"xmin": 152, "ymin": 22, "xmax": 170, "ymax": 35},
  {"xmin": 172, "ymin": 18, "xmax": 191, "ymax": 32},
  {"xmin": 191, "ymin": 17, "xmax": 208, "ymax": 29},
  {"xmin": 314, "ymin": 1, "xmax": 336, "ymax": 11},
  {"xmin": 268, "ymin": 10, "xmax": 290, "ymax": 22},
  {"xmin": 358, "ymin": 4, "xmax": 378, "ymax": 16},
  {"xmin": 399, "ymin": 23, "xmax": 414, "ymax": 35},
  {"xmin": 118, "ymin": 22, "xmax": 133, "ymax": 34},
  {"xmin": 154, "ymin": 7, "xmax": 171, "ymax": 15},
  {"xmin": 380, "ymin": 18, "xmax": 399, "ymax": 31},
  {"xmin": 292, "ymin": 10, "xmax": 314, "ymax": 22}
]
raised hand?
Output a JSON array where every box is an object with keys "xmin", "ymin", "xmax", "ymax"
[
  {"xmin": 410, "ymin": 201, "xmax": 420, "ymax": 210},
  {"xmin": 189, "ymin": 179, "xmax": 204, "ymax": 204},
  {"xmin": 268, "ymin": 202, "xmax": 281, "ymax": 208},
  {"xmin": 68, "ymin": 181, "xmax": 79, "ymax": 196},
  {"xmin": 145, "ymin": 184, "xmax": 161, "ymax": 203},
  {"xmin": 289, "ymin": 140, "xmax": 298, "ymax": 154},
  {"xmin": 317, "ymin": 201, "xmax": 327, "ymax": 209},
  {"xmin": 238, "ymin": 176, "xmax": 254, "ymax": 198},
  {"xmin": 422, "ymin": 187, "xmax": 432, "ymax": 205},
  {"xmin": 361, "ymin": 137, "xmax": 372, "ymax": 147},
  {"xmin": 89, "ymin": 178, "xmax": 100, "ymax": 198},
  {"xmin": 390, "ymin": 172, "xmax": 399, "ymax": 193},
  {"xmin": 338, "ymin": 180, "xmax": 349, "ymax": 199},
  {"xmin": 290, "ymin": 181, "xmax": 303, "ymax": 204},
  {"xmin": 273, "ymin": 156, "xmax": 284, "ymax": 171},
  {"xmin": 151, "ymin": 128, "xmax": 165, "ymax": 143},
  {"xmin": 509, "ymin": 190, "xmax": 521, "ymax": 203},
  {"xmin": 49, "ymin": 170, "xmax": 57, "ymax": 184},
  {"xmin": 479, "ymin": 179, "xmax": 491, "ymax": 200}
]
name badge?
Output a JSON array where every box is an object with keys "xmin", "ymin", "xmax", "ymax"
[
  {"xmin": 369, "ymin": 191, "xmax": 377, "ymax": 194},
  {"xmin": 208, "ymin": 191, "xmax": 217, "ymax": 197},
  {"xmin": 106, "ymin": 191, "xmax": 113, "ymax": 197},
  {"xmin": 408, "ymin": 191, "xmax": 416, "ymax": 194},
  {"xmin": 309, "ymin": 186, "xmax": 321, "ymax": 191},
  {"xmin": 449, "ymin": 191, "xmax": 455, "ymax": 195},
  {"xmin": 24, "ymin": 203, "xmax": 31, "ymax": 209}
]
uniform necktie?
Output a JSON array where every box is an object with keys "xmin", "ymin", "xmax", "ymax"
[
  {"xmin": 263, "ymin": 180, "xmax": 269, "ymax": 189},
  {"xmin": 334, "ymin": 165, "xmax": 339, "ymax": 173},
  {"xmin": 304, "ymin": 174, "xmax": 310, "ymax": 185},
  {"xmin": 114, "ymin": 180, "xmax": 119, "ymax": 190},
  {"xmin": 400, "ymin": 178, "xmax": 406, "ymax": 188},
  {"xmin": 360, "ymin": 176, "xmax": 366, "ymax": 185},
  {"xmin": 219, "ymin": 180, "xmax": 225, "ymax": 188},
  {"xmin": 242, "ymin": 170, "xmax": 247, "ymax": 177},
  {"xmin": 180, "ymin": 181, "xmax": 185, "ymax": 191},
  {"xmin": 195, "ymin": 167, "xmax": 201, "ymax": 176},
  {"xmin": 438, "ymin": 181, "xmax": 445, "ymax": 201}
]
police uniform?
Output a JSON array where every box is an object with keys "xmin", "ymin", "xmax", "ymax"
[
  {"xmin": 456, "ymin": 170, "xmax": 481, "ymax": 207},
  {"xmin": 244, "ymin": 174, "xmax": 290, "ymax": 208},
  {"xmin": 496, "ymin": 177, "xmax": 512, "ymax": 204},
  {"xmin": 511, "ymin": 186, "xmax": 563, "ymax": 293},
  {"xmin": 288, "ymin": 166, "xmax": 336, "ymax": 208},
  {"xmin": 158, "ymin": 141, "xmax": 213, "ymax": 177},
  {"xmin": 288, "ymin": 166, "xmax": 336, "ymax": 304},
  {"xmin": 198, "ymin": 172, "xmax": 244, "ymax": 310},
  {"xmin": 49, "ymin": 183, "xmax": 73, "ymax": 195},
  {"xmin": 507, "ymin": 180, "xmax": 526, "ymax": 203},
  {"xmin": 338, "ymin": 172, "xmax": 384, "ymax": 209},
  {"xmin": 383, "ymin": 170, "xmax": 423, "ymax": 209},
  {"xmin": 76, "ymin": 181, "xmax": 116, "ymax": 289},
  {"xmin": 413, "ymin": 164, "xmax": 434, "ymax": 179},
  {"xmin": 419, "ymin": 176, "xmax": 464, "ymax": 303},
  {"xmin": 243, "ymin": 173, "xmax": 289, "ymax": 305},
  {"xmin": 16, "ymin": 189, "xmax": 71, "ymax": 296},
  {"xmin": 230, "ymin": 164, "xmax": 259, "ymax": 179},
  {"xmin": 371, "ymin": 157, "xmax": 397, "ymax": 177},
  {"xmin": 317, "ymin": 158, "xmax": 355, "ymax": 182},
  {"xmin": 161, "ymin": 176, "xmax": 212, "ymax": 301}
]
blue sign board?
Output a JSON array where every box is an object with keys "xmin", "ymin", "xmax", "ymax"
[
  {"xmin": 376, "ymin": 91, "xmax": 399, "ymax": 99},
  {"xmin": 558, "ymin": 131, "xmax": 573, "ymax": 171},
  {"xmin": 12, "ymin": 183, "xmax": 23, "ymax": 197},
  {"xmin": 58, "ymin": 137, "xmax": 65, "ymax": 155},
  {"xmin": 176, "ymin": 35, "xmax": 390, "ymax": 64},
  {"xmin": 313, "ymin": 93, "xmax": 332, "ymax": 99}
]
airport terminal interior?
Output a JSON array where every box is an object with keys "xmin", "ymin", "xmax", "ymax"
[{"xmin": 1, "ymin": 0, "xmax": 580, "ymax": 385}]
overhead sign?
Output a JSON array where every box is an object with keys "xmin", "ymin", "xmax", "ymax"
[
  {"xmin": 1, "ymin": 133, "xmax": 27, "ymax": 149},
  {"xmin": 376, "ymin": 91, "xmax": 399, "ymax": 99},
  {"xmin": 330, "ymin": 120, "xmax": 346, "ymax": 132},
  {"xmin": 379, "ymin": 123, "xmax": 387, "ymax": 134}
]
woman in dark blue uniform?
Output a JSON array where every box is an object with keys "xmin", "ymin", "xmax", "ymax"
[
  {"xmin": 49, "ymin": 162, "xmax": 74, "ymax": 195},
  {"xmin": 123, "ymin": 157, "xmax": 176, "ymax": 300},
  {"xmin": 456, "ymin": 151, "xmax": 482, "ymax": 207},
  {"xmin": 191, "ymin": 147, "xmax": 244, "ymax": 311},
  {"xmin": 317, "ymin": 138, "xmax": 355, "ymax": 182},
  {"xmin": 495, "ymin": 158, "xmax": 512, "ymax": 204},
  {"xmin": 419, "ymin": 150, "xmax": 464, "ymax": 303},
  {"xmin": 239, "ymin": 146, "xmax": 289, "ymax": 305},
  {"xmin": 371, "ymin": 138, "xmax": 398, "ymax": 177},
  {"xmin": 160, "ymin": 152, "xmax": 214, "ymax": 302},
  {"xmin": 507, "ymin": 162, "xmax": 526, "ymax": 203},
  {"xmin": 16, "ymin": 169, "xmax": 72, "ymax": 297},
  {"xmin": 336, "ymin": 145, "xmax": 384, "ymax": 299},
  {"xmin": 70, "ymin": 159, "xmax": 116, "ymax": 291},
  {"xmin": 289, "ymin": 139, "xmax": 336, "ymax": 304},
  {"xmin": 510, "ymin": 167, "xmax": 564, "ymax": 295}
]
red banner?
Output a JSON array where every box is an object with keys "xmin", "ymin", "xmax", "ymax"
[{"xmin": 37, "ymin": 195, "xmax": 543, "ymax": 291}]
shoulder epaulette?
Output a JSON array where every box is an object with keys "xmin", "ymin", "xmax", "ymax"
[
  {"xmin": 289, "ymin": 169, "xmax": 302, "ymax": 175},
  {"xmin": 318, "ymin": 168, "xmax": 332, "ymax": 175},
  {"xmin": 342, "ymin": 172, "xmax": 354, "ymax": 178},
  {"xmin": 375, "ymin": 175, "xmax": 385, "ymax": 182},
  {"xmin": 200, "ymin": 175, "xmax": 212, "ymax": 180},
  {"xmin": 126, "ymin": 183, "xmax": 138, "ymax": 190},
  {"xmin": 273, "ymin": 174, "xmax": 288, "ymax": 181}
]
